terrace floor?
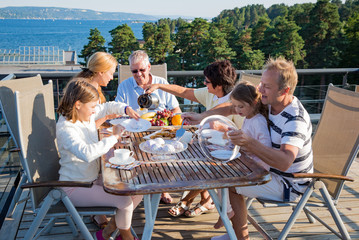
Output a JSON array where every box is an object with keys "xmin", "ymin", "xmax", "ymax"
[{"xmin": 0, "ymin": 141, "xmax": 358, "ymax": 240}]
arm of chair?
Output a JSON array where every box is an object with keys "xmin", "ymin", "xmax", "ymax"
[
  {"xmin": 21, "ymin": 181, "xmax": 93, "ymax": 189},
  {"xmin": 9, "ymin": 147, "xmax": 20, "ymax": 152},
  {"xmin": 291, "ymin": 172, "xmax": 354, "ymax": 182}
]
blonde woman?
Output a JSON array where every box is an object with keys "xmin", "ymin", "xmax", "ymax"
[{"xmin": 76, "ymin": 52, "xmax": 122, "ymax": 128}]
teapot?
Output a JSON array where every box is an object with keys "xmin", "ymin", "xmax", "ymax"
[{"xmin": 137, "ymin": 93, "xmax": 159, "ymax": 110}]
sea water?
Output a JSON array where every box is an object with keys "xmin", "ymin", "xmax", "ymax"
[{"xmin": 0, "ymin": 19, "xmax": 147, "ymax": 59}]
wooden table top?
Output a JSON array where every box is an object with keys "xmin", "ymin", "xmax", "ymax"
[{"xmin": 101, "ymin": 129, "xmax": 271, "ymax": 196}]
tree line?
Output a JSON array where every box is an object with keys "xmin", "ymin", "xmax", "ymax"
[{"xmin": 79, "ymin": 0, "xmax": 359, "ymax": 71}]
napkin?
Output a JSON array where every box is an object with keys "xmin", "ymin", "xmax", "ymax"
[{"xmin": 105, "ymin": 160, "xmax": 141, "ymax": 170}]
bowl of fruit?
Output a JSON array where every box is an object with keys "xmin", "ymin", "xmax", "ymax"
[{"xmin": 140, "ymin": 109, "xmax": 183, "ymax": 127}]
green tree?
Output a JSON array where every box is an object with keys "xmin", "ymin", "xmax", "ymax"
[
  {"xmin": 108, "ymin": 24, "xmax": 139, "ymax": 64},
  {"xmin": 251, "ymin": 16, "xmax": 270, "ymax": 50},
  {"xmin": 267, "ymin": 4, "xmax": 288, "ymax": 20},
  {"xmin": 301, "ymin": 0, "xmax": 343, "ymax": 68},
  {"xmin": 213, "ymin": 5, "xmax": 267, "ymax": 31},
  {"xmin": 287, "ymin": 3, "xmax": 315, "ymax": 31},
  {"xmin": 260, "ymin": 16, "xmax": 305, "ymax": 65},
  {"xmin": 338, "ymin": 0, "xmax": 359, "ymax": 21},
  {"xmin": 200, "ymin": 25, "xmax": 236, "ymax": 66},
  {"xmin": 231, "ymin": 28, "xmax": 252, "ymax": 68},
  {"xmin": 239, "ymin": 50, "xmax": 265, "ymax": 70},
  {"xmin": 174, "ymin": 18, "xmax": 210, "ymax": 70},
  {"xmin": 78, "ymin": 28, "xmax": 106, "ymax": 65},
  {"xmin": 143, "ymin": 23, "xmax": 174, "ymax": 64},
  {"xmin": 343, "ymin": 13, "xmax": 359, "ymax": 66}
]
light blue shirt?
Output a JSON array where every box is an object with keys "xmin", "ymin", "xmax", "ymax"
[{"xmin": 115, "ymin": 74, "xmax": 180, "ymax": 111}]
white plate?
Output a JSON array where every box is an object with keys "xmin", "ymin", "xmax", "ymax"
[
  {"xmin": 210, "ymin": 150, "xmax": 241, "ymax": 160},
  {"xmin": 114, "ymin": 118, "xmax": 151, "ymax": 132},
  {"xmin": 200, "ymin": 129, "xmax": 223, "ymax": 138},
  {"xmin": 208, "ymin": 137, "xmax": 229, "ymax": 146},
  {"xmin": 105, "ymin": 127, "xmax": 113, "ymax": 132},
  {"xmin": 109, "ymin": 156, "xmax": 136, "ymax": 165},
  {"xmin": 109, "ymin": 118, "xmax": 127, "ymax": 126}
]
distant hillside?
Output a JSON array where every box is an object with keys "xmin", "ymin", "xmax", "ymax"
[{"xmin": 0, "ymin": 6, "xmax": 159, "ymax": 20}]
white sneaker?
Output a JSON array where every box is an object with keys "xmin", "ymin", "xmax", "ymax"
[{"xmin": 211, "ymin": 233, "xmax": 230, "ymax": 240}]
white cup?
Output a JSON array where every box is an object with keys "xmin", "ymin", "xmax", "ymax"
[{"xmin": 113, "ymin": 149, "xmax": 134, "ymax": 164}]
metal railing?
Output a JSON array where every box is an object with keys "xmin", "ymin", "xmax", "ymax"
[
  {"xmin": 0, "ymin": 46, "xmax": 65, "ymax": 65},
  {"xmin": 1, "ymin": 68, "xmax": 359, "ymax": 116}
]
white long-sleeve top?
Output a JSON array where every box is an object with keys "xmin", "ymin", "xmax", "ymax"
[{"xmin": 56, "ymin": 101, "xmax": 126, "ymax": 182}]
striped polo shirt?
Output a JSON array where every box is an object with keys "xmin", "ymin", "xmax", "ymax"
[{"xmin": 268, "ymin": 96, "xmax": 313, "ymax": 190}]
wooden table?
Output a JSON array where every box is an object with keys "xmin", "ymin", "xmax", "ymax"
[{"xmin": 101, "ymin": 129, "xmax": 271, "ymax": 240}]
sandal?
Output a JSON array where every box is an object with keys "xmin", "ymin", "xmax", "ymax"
[
  {"xmin": 91, "ymin": 215, "xmax": 108, "ymax": 229},
  {"xmin": 168, "ymin": 201, "xmax": 189, "ymax": 217},
  {"xmin": 185, "ymin": 202, "xmax": 215, "ymax": 218}
]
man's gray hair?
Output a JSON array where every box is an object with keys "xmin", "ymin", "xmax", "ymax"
[{"xmin": 129, "ymin": 50, "xmax": 150, "ymax": 66}]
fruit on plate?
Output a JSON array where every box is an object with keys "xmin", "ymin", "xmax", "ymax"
[
  {"xmin": 140, "ymin": 109, "xmax": 175, "ymax": 126},
  {"xmin": 140, "ymin": 112, "xmax": 156, "ymax": 120},
  {"xmin": 171, "ymin": 114, "xmax": 183, "ymax": 126}
]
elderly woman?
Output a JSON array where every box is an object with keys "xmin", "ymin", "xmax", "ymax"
[{"xmin": 146, "ymin": 59, "xmax": 243, "ymax": 217}]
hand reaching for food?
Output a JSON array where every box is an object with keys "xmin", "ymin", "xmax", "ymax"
[{"xmin": 112, "ymin": 124, "xmax": 125, "ymax": 140}]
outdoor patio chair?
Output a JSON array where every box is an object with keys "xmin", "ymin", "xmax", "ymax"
[
  {"xmin": 239, "ymin": 72, "xmax": 261, "ymax": 86},
  {"xmin": 246, "ymin": 84, "xmax": 358, "ymax": 240},
  {"xmin": 14, "ymin": 82, "xmax": 117, "ymax": 240},
  {"xmin": 117, "ymin": 63, "xmax": 167, "ymax": 83},
  {"xmin": 1, "ymin": 73, "xmax": 16, "ymax": 81},
  {"xmin": 0, "ymin": 74, "xmax": 44, "ymax": 218}
]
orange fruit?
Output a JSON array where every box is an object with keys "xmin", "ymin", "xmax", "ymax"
[{"xmin": 171, "ymin": 114, "xmax": 183, "ymax": 126}]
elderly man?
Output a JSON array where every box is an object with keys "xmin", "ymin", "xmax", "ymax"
[
  {"xmin": 115, "ymin": 50, "xmax": 180, "ymax": 204},
  {"xmin": 183, "ymin": 57, "xmax": 313, "ymax": 240},
  {"xmin": 115, "ymin": 50, "xmax": 181, "ymax": 114}
]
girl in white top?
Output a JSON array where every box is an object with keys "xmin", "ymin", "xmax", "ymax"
[
  {"xmin": 213, "ymin": 81, "xmax": 272, "ymax": 231},
  {"xmin": 56, "ymin": 79, "xmax": 142, "ymax": 240}
]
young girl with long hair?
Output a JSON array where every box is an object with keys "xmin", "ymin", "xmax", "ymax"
[
  {"xmin": 56, "ymin": 79, "xmax": 141, "ymax": 240},
  {"xmin": 212, "ymin": 81, "xmax": 272, "ymax": 234}
]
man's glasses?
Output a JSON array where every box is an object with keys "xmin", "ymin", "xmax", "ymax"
[{"xmin": 131, "ymin": 68, "xmax": 146, "ymax": 74}]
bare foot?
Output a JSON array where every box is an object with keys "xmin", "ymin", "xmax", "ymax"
[
  {"xmin": 213, "ymin": 210, "xmax": 235, "ymax": 229},
  {"xmin": 160, "ymin": 192, "xmax": 173, "ymax": 204}
]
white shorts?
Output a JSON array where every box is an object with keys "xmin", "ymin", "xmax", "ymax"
[{"xmin": 235, "ymin": 173, "xmax": 300, "ymax": 202}]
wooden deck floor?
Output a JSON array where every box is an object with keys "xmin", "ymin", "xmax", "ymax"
[{"xmin": 1, "ymin": 157, "xmax": 358, "ymax": 240}]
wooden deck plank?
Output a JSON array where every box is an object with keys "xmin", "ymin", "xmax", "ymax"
[{"xmin": 1, "ymin": 158, "xmax": 358, "ymax": 239}]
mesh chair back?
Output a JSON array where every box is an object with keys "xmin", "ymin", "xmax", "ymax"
[
  {"xmin": 118, "ymin": 63, "xmax": 167, "ymax": 83},
  {"xmin": 239, "ymin": 72, "xmax": 261, "ymax": 87},
  {"xmin": 312, "ymin": 84, "xmax": 359, "ymax": 200},
  {"xmin": 15, "ymin": 81, "xmax": 60, "ymax": 208},
  {"xmin": 0, "ymin": 74, "xmax": 44, "ymax": 146}
]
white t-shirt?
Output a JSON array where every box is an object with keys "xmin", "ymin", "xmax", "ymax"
[{"xmin": 241, "ymin": 114, "xmax": 271, "ymax": 170}]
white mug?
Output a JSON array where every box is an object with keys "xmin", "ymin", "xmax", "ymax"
[{"xmin": 114, "ymin": 149, "xmax": 134, "ymax": 163}]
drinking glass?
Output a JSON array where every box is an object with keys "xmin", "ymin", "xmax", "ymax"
[{"xmin": 120, "ymin": 130, "xmax": 131, "ymax": 145}]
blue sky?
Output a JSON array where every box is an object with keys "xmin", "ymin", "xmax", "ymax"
[{"xmin": 0, "ymin": 0, "xmax": 320, "ymax": 18}]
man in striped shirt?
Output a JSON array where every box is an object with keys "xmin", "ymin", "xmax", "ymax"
[{"xmin": 183, "ymin": 57, "xmax": 313, "ymax": 240}]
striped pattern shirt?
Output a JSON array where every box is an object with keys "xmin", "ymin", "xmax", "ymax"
[{"xmin": 268, "ymin": 97, "xmax": 313, "ymax": 190}]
